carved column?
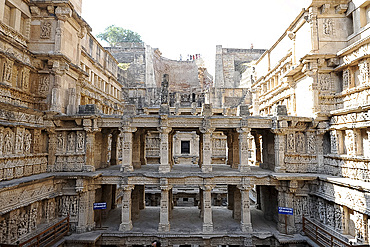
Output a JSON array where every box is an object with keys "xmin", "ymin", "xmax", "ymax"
[
  {"xmin": 159, "ymin": 127, "xmax": 172, "ymax": 173},
  {"xmin": 84, "ymin": 119, "xmax": 100, "ymax": 172},
  {"xmin": 202, "ymin": 184, "xmax": 214, "ymax": 232},
  {"xmin": 277, "ymin": 181, "xmax": 297, "ymax": 234},
  {"xmin": 159, "ymin": 180, "xmax": 172, "ymax": 232},
  {"xmin": 121, "ymin": 127, "xmax": 136, "ymax": 172},
  {"xmin": 274, "ymin": 131, "xmax": 286, "ymax": 172},
  {"xmin": 50, "ymin": 71, "xmax": 63, "ymax": 113},
  {"xmin": 119, "ymin": 185, "xmax": 134, "ymax": 231},
  {"xmin": 354, "ymin": 129, "xmax": 363, "ymax": 156},
  {"xmin": 76, "ymin": 180, "xmax": 95, "ymax": 233},
  {"xmin": 316, "ymin": 131, "xmax": 325, "ymax": 173},
  {"xmin": 0, "ymin": 127, "xmax": 3, "ymax": 156},
  {"xmin": 201, "ymin": 128, "xmax": 214, "ymax": 173},
  {"xmin": 110, "ymin": 130, "xmax": 119, "ymax": 166},
  {"xmin": 232, "ymin": 130, "xmax": 240, "ymax": 168},
  {"xmin": 239, "ymin": 184, "xmax": 252, "ymax": 232},
  {"xmin": 132, "ymin": 130, "xmax": 142, "ymax": 169},
  {"xmin": 55, "ymin": 7, "xmax": 71, "ymax": 53},
  {"xmin": 46, "ymin": 129, "xmax": 57, "ymax": 171},
  {"xmin": 238, "ymin": 127, "xmax": 250, "ymax": 172}
]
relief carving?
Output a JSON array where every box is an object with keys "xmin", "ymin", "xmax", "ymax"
[
  {"xmin": 307, "ymin": 132, "xmax": 316, "ymax": 153},
  {"xmin": 323, "ymin": 18, "xmax": 334, "ymax": 36},
  {"xmin": 287, "ymin": 132, "xmax": 295, "ymax": 152},
  {"xmin": 67, "ymin": 132, "xmax": 76, "ymax": 152},
  {"xmin": 318, "ymin": 74, "xmax": 333, "ymax": 91},
  {"xmin": 296, "ymin": 132, "xmax": 305, "ymax": 153},
  {"xmin": 40, "ymin": 21, "xmax": 52, "ymax": 39},
  {"xmin": 57, "ymin": 132, "xmax": 65, "ymax": 153},
  {"xmin": 77, "ymin": 131, "xmax": 85, "ymax": 151},
  {"xmin": 3, "ymin": 128, "xmax": 14, "ymax": 154},
  {"xmin": 38, "ymin": 75, "xmax": 50, "ymax": 95},
  {"xmin": 358, "ymin": 59, "xmax": 369, "ymax": 84},
  {"xmin": 343, "ymin": 69, "xmax": 350, "ymax": 89},
  {"xmin": 2, "ymin": 59, "xmax": 13, "ymax": 83}
]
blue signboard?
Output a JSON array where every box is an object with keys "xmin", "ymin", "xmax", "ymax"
[
  {"xmin": 93, "ymin": 202, "xmax": 107, "ymax": 210},
  {"xmin": 278, "ymin": 207, "xmax": 293, "ymax": 215}
]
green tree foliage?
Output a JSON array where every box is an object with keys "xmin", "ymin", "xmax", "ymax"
[{"xmin": 97, "ymin": 25, "xmax": 142, "ymax": 47}]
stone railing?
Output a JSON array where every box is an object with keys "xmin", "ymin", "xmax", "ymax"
[
  {"xmin": 0, "ymin": 154, "xmax": 47, "ymax": 181},
  {"xmin": 323, "ymin": 155, "xmax": 370, "ymax": 182}
]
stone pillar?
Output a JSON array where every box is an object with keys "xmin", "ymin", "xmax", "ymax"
[
  {"xmin": 274, "ymin": 131, "xmax": 286, "ymax": 172},
  {"xmin": 84, "ymin": 119, "xmax": 99, "ymax": 172},
  {"xmin": 101, "ymin": 130, "xmax": 110, "ymax": 168},
  {"xmin": 227, "ymin": 185, "xmax": 235, "ymax": 210},
  {"xmin": 233, "ymin": 187, "xmax": 241, "ymax": 220},
  {"xmin": 132, "ymin": 130, "xmax": 142, "ymax": 169},
  {"xmin": 50, "ymin": 72, "xmax": 63, "ymax": 113},
  {"xmin": 159, "ymin": 127, "xmax": 172, "ymax": 173},
  {"xmin": 119, "ymin": 185, "xmax": 134, "ymax": 231},
  {"xmin": 337, "ymin": 130, "xmax": 345, "ymax": 154},
  {"xmin": 76, "ymin": 181, "xmax": 95, "ymax": 233},
  {"xmin": 0, "ymin": 0, "xmax": 5, "ymax": 20},
  {"xmin": 138, "ymin": 185, "xmax": 145, "ymax": 210},
  {"xmin": 159, "ymin": 180, "xmax": 172, "ymax": 232},
  {"xmin": 238, "ymin": 127, "xmax": 250, "ymax": 172},
  {"xmin": 202, "ymin": 184, "xmax": 214, "ymax": 232},
  {"xmin": 277, "ymin": 181, "xmax": 297, "ymax": 234},
  {"xmin": 316, "ymin": 131, "xmax": 325, "ymax": 173},
  {"xmin": 131, "ymin": 187, "xmax": 140, "ymax": 219},
  {"xmin": 110, "ymin": 130, "xmax": 119, "ymax": 166},
  {"xmin": 55, "ymin": 7, "xmax": 71, "ymax": 53},
  {"xmin": 46, "ymin": 129, "xmax": 57, "ymax": 171},
  {"xmin": 239, "ymin": 184, "xmax": 252, "ymax": 232},
  {"xmin": 201, "ymin": 128, "xmax": 214, "ymax": 173},
  {"xmin": 354, "ymin": 129, "xmax": 363, "ymax": 155},
  {"xmin": 232, "ymin": 131, "xmax": 239, "ymax": 168},
  {"xmin": 121, "ymin": 128, "xmax": 136, "ymax": 172}
]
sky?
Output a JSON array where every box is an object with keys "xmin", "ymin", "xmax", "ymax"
[{"xmin": 82, "ymin": 0, "xmax": 311, "ymax": 76}]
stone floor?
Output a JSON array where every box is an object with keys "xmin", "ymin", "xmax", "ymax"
[{"xmin": 100, "ymin": 205, "xmax": 277, "ymax": 234}]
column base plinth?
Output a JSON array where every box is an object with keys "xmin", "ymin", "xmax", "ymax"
[
  {"xmin": 119, "ymin": 222, "xmax": 133, "ymax": 231},
  {"xmin": 202, "ymin": 223, "xmax": 213, "ymax": 232},
  {"xmin": 158, "ymin": 223, "xmax": 170, "ymax": 232}
]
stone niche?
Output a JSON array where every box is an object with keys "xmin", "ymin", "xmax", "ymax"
[{"xmin": 173, "ymin": 131, "xmax": 199, "ymax": 164}]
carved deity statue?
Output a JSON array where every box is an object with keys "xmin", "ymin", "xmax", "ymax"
[
  {"xmin": 4, "ymin": 129, "xmax": 13, "ymax": 154},
  {"xmin": 77, "ymin": 132, "xmax": 84, "ymax": 150}
]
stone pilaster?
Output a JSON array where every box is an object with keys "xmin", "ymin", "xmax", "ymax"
[
  {"xmin": 119, "ymin": 185, "xmax": 134, "ymax": 231},
  {"xmin": 159, "ymin": 180, "xmax": 172, "ymax": 232},
  {"xmin": 201, "ymin": 128, "xmax": 214, "ymax": 173},
  {"xmin": 238, "ymin": 127, "xmax": 250, "ymax": 172},
  {"xmin": 83, "ymin": 118, "xmax": 99, "ymax": 172},
  {"xmin": 202, "ymin": 184, "xmax": 214, "ymax": 232},
  {"xmin": 55, "ymin": 6, "xmax": 71, "ymax": 53},
  {"xmin": 76, "ymin": 181, "xmax": 95, "ymax": 233},
  {"xmin": 50, "ymin": 71, "xmax": 63, "ymax": 113},
  {"xmin": 46, "ymin": 128, "xmax": 57, "ymax": 171},
  {"xmin": 121, "ymin": 127, "xmax": 136, "ymax": 172},
  {"xmin": 159, "ymin": 127, "xmax": 172, "ymax": 173},
  {"xmin": 277, "ymin": 181, "xmax": 297, "ymax": 234},
  {"xmin": 110, "ymin": 130, "xmax": 119, "ymax": 166},
  {"xmin": 238, "ymin": 183, "xmax": 252, "ymax": 232},
  {"xmin": 132, "ymin": 130, "xmax": 142, "ymax": 169},
  {"xmin": 273, "ymin": 130, "xmax": 286, "ymax": 172},
  {"xmin": 316, "ymin": 131, "xmax": 325, "ymax": 173}
]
